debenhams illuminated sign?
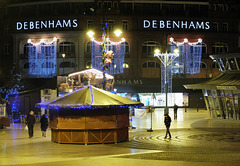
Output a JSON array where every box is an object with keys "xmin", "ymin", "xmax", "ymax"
[
  {"xmin": 143, "ymin": 20, "xmax": 210, "ymax": 30},
  {"xmin": 16, "ymin": 19, "xmax": 78, "ymax": 30}
]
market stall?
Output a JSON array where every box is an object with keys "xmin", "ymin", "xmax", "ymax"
[
  {"xmin": 0, "ymin": 98, "xmax": 10, "ymax": 128},
  {"xmin": 37, "ymin": 85, "xmax": 143, "ymax": 144},
  {"xmin": 57, "ymin": 68, "xmax": 114, "ymax": 94}
]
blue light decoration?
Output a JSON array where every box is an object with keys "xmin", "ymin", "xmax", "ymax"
[
  {"xmin": 0, "ymin": 65, "xmax": 24, "ymax": 122},
  {"xmin": 27, "ymin": 37, "xmax": 57, "ymax": 78},
  {"xmin": 160, "ymin": 38, "xmax": 202, "ymax": 93},
  {"xmin": 170, "ymin": 38, "xmax": 202, "ymax": 74},
  {"xmin": 90, "ymin": 34, "xmax": 126, "ymax": 75},
  {"xmin": 37, "ymin": 85, "xmax": 143, "ymax": 110},
  {"xmin": 11, "ymin": 89, "xmax": 22, "ymax": 123}
]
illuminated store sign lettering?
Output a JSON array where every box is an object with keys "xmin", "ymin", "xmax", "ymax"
[
  {"xmin": 16, "ymin": 19, "xmax": 78, "ymax": 30},
  {"xmin": 143, "ymin": 20, "xmax": 210, "ymax": 30},
  {"xmin": 116, "ymin": 79, "xmax": 143, "ymax": 85}
]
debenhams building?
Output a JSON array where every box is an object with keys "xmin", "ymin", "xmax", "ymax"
[{"xmin": 0, "ymin": 0, "xmax": 239, "ymax": 110}]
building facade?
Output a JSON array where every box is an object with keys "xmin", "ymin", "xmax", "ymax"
[
  {"xmin": 0, "ymin": 0, "xmax": 239, "ymax": 110},
  {"xmin": 185, "ymin": 53, "xmax": 240, "ymax": 120}
]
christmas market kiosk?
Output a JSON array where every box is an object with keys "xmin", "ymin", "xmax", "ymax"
[{"xmin": 37, "ymin": 85, "xmax": 143, "ymax": 144}]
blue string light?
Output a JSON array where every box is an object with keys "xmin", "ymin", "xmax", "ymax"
[
  {"xmin": 160, "ymin": 40, "xmax": 202, "ymax": 93},
  {"xmin": 28, "ymin": 40, "xmax": 57, "ymax": 78},
  {"xmin": 37, "ymin": 86, "xmax": 143, "ymax": 110}
]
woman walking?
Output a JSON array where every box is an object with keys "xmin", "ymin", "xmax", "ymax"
[{"xmin": 40, "ymin": 114, "xmax": 48, "ymax": 137}]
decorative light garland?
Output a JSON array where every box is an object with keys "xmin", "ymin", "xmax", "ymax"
[
  {"xmin": 90, "ymin": 29, "xmax": 126, "ymax": 75},
  {"xmin": 27, "ymin": 37, "xmax": 57, "ymax": 46},
  {"xmin": 27, "ymin": 37, "xmax": 57, "ymax": 78},
  {"xmin": 90, "ymin": 37, "xmax": 125, "ymax": 45},
  {"xmin": 158, "ymin": 38, "xmax": 203, "ymax": 94},
  {"xmin": 37, "ymin": 85, "xmax": 143, "ymax": 110},
  {"xmin": 169, "ymin": 37, "xmax": 202, "ymax": 46}
]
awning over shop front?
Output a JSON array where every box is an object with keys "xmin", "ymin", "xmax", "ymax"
[{"xmin": 184, "ymin": 72, "xmax": 240, "ymax": 90}]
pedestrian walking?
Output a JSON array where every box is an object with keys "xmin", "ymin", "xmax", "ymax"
[
  {"xmin": 173, "ymin": 103, "xmax": 178, "ymax": 119},
  {"xmin": 40, "ymin": 114, "xmax": 48, "ymax": 137},
  {"xmin": 26, "ymin": 111, "xmax": 35, "ymax": 138},
  {"xmin": 164, "ymin": 113, "xmax": 172, "ymax": 139}
]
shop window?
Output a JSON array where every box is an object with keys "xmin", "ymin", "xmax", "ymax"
[
  {"xmin": 102, "ymin": 20, "xmax": 115, "ymax": 31},
  {"xmin": 60, "ymin": 62, "xmax": 76, "ymax": 68},
  {"xmin": 123, "ymin": 42, "xmax": 130, "ymax": 54},
  {"xmin": 213, "ymin": 22, "xmax": 218, "ymax": 32},
  {"xmin": 200, "ymin": 62, "xmax": 207, "ymax": 68},
  {"xmin": 122, "ymin": 20, "xmax": 128, "ymax": 31},
  {"xmin": 42, "ymin": 62, "xmax": 55, "ymax": 68},
  {"xmin": 22, "ymin": 43, "xmax": 34, "ymax": 59},
  {"xmin": 59, "ymin": 41, "xmax": 75, "ymax": 58},
  {"xmin": 86, "ymin": 41, "xmax": 92, "ymax": 57},
  {"xmin": 212, "ymin": 4, "xmax": 216, "ymax": 11},
  {"xmin": 86, "ymin": 61, "xmax": 92, "ymax": 68},
  {"xmin": 225, "ymin": 5, "xmax": 228, "ymax": 11},
  {"xmin": 201, "ymin": 43, "xmax": 207, "ymax": 54},
  {"xmin": 123, "ymin": 62, "xmax": 129, "ymax": 68},
  {"xmin": 103, "ymin": 1, "xmax": 112, "ymax": 9},
  {"xmin": 87, "ymin": 20, "xmax": 94, "ymax": 30},
  {"xmin": 113, "ymin": 2, "xmax": 118, "ymax": 8},
  {"xmin": 142, "ymin": 61, "xmax": 160, "ymax": 68},
  {"xmin": 212, "ymin": 42, "xmax": 228, "ymax": 54},
  {"xmin": 217, "ymin": 4, "xmax": 224, "ymax": 12},
  {"xmin": 142, "ymin": 41, "xmax": 161, "ymax": 57},
  {"xmin": 41, "ymin": 44, "xmax": 54, "ymax": 57},
  {"xmin": 223, "ymin": 23, "xmax": 228, "ymax": 32},
  {"xmin": 119, "ymin": 3, "xmax": 132, "ymax": 14}
]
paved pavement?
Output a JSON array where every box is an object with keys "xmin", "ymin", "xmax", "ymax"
[{"xmin": 1, "ymin": 108, "xmax": 240, "ymax": 166}]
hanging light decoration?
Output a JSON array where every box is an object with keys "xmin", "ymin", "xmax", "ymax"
[
  {"xmin": 27, "ymin": 37, "xmax": 57, "ymax": 78},
  {"xmin": 89, "ymin": 33, "xmax": 126, "ymax": 75}
]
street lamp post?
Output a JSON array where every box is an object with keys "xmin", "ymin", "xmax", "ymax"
[
  {"xmin": 154, "ymin": 49, "xmax": 179, "ymax": 114},
  {"xmin": 62, "ymin": 53, "xmax": 65, "ymax": 74},
  {"xmin": 87, "ymin": 28, "xmax": 124, "ymax": 90}
]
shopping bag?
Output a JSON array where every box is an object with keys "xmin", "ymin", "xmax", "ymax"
[{"xmin": 24, "ymin": 125, "xmax": 28, "ymax": 131}]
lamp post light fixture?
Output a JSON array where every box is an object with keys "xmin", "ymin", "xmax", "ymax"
[
  {"xmin": 87, "ymin": 28, "xmax": 124, "ymax": 90},
  {"xmin": 62, "ymin": 53, "xmax": 65, "ymax": 74},
  {"xmin": 154, "ymin": 48, "xmax": 179, "ymax": 114}
]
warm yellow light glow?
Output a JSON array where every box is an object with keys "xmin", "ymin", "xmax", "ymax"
[
  {"xmin": 87, "ymin": 31, "xmax": 95, "ymax": 38},
  {"xmin": 40, "ymin": 39, "xmax": 44, "ymax": 43},
  {"xmin": 183, "ymin": 38, "xmax": 188, "ymax": 43},
  {"xmin": 174, "ymin": 48, "xmax": 179, "ymax": 54},
  {"xmin": 154, "ymin": 49, "xmax": 160, "ymax": 54},
  {"xmin": 114, "ymin": 29, "xmax": 122, "ymax": 37},
  {"xmin": 53, "ymin": 37, "xmax": 57, "ymax": 42}
]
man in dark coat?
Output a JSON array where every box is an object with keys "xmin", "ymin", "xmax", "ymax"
[
  {"xmin": 164, "ymin": 113, "xmax": 172, "ymax": 139},
  {"xmin": 173, "ymin": 103, "xmax": 179, "ymax": 119},
  {"xmin": 40, "ymin": 114, "xmax": 48, "ymax": 137},
  {"xmin": 26, "ymin": 111, "xmax": 35, "ymax": 138}
]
